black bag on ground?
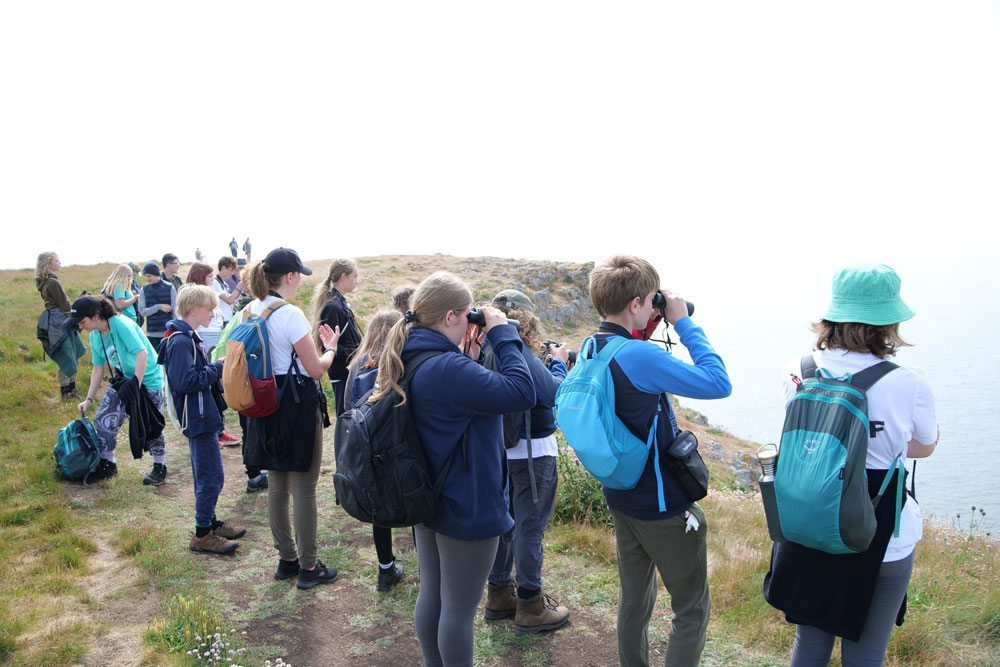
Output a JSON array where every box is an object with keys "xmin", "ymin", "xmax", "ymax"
[
  {"xmin": 333, "ymin": 350, "xmax": 463, "ymax": 528},
  {"xmin": 662, "ymin": 430, "xmax": 709, "ymax": 502}
]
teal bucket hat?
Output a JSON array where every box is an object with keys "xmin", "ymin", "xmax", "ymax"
[{"xmin": 823, "ymin": 263, "xmax": 914, "ymax": 325}]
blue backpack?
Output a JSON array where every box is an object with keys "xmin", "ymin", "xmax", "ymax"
[
  {"xmin": 555, "ymin": 335, "xmax": 664, "ymax": 501},
  {"xmin": 773, "ymin": 356, "xmax": 903, "ymax": 554},
  {"xmin": 222, "ymin": 301, "xmax": 288, "ymax": 418},
  {"xmin": 53, "ymin": 415, "xmax": 102, "ymax": 485}
]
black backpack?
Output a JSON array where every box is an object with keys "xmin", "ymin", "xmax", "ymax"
[{"xmin": 333, "ymin": 350, "xmax": 465, "ymax": 527}]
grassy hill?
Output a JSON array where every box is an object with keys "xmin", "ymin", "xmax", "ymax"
[{"xmin": 1, "ymin": 256, "xmax": 996, "ymax": 666}]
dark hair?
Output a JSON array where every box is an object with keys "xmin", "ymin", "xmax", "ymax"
[
  {"xmin": 82, "ymin": 294, "xmax": 118, "ymax": 321},
  {"xmin": 392, "ymin": 285, "xmax": 416, "ymax": 314},
  {"xmin": 186, "ymin": 261, "xmax": 213, "ymax": 285},
  {"xmin": 812, "ymin": 320, "xmax": 911, "ymax": 359},
  {"xmin": 162, "ymin": 253, "xmax": 178, "ymax": 267},
  {"xmin": 217, "ymin": 255, "xmax": 237, "ymax": 271}
]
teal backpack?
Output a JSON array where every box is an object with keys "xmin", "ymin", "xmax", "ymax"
[
  {"xmin": 53, "ymin": 413, "xmax": 102, "ymax": 485},
  {"xmin": 773, "ymin": 356, "xmax": 903, "ymax": 554},
  {"xmin": 555, "ymin": 336, "xmax": 664, "ymax": 502}
]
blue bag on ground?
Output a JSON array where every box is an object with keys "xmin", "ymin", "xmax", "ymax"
[
  {"xmin": 773, "ymin": 357, "xmax": 900, "ymax": 554},
  {"xmin": 554, "ymin": 335, "xmax": 656, "ymax": 490},
  {"xmin": 53, "ymin": 415, "xmax": 102, "ymax": 485}
]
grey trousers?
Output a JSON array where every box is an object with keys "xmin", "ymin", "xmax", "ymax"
[
  {"xmin": 267, "ymin": 407, "xmax": 323, "ymax": 570},
  {"xmin": 611, "ymin": 504, "xmax": 711, "ymax": 667},
  {"xmin": 790, "ymin": 552, "xmax": 915, "ymax": 667}
]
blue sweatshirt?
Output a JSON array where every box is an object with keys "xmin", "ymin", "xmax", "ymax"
[
  {"xmin": 404, "ymin": 325, "xmax": 535, "ymax": 540},
  {"xmin": 596, "ymin": 318, "xmax": 731, "ymax": 519},
  {"xmin": 159, "ymin": 319, "xmax": 225, "ymax": 438}
]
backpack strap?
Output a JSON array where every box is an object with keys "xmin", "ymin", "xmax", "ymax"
[
  {"xmin": 525, "ymin": 411, "xmax": 537, "ymax": 504},
  {"xmin": 849, "ymin": 361, "xmax": 899, "ymax": 390},
  {"xmin": 259, "ymin": 300, "xmax": 288, "ymax": 321},
  {"xmin": 800, "ymin": 354, "xmax": 818, "ymax": 382}
]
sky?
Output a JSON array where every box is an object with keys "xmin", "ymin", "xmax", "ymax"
[{"xmin": 3, "ymin": 1, "xmax": 999, "ymax": 294}]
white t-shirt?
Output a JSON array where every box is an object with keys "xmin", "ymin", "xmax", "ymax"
[
  {"xmin": 197, "ymin": 308, "xmax": 225, "ymax": 351},
  {"xmin": 212, "ymin": 277, "xmax": 235, "ymax": 322},
  {"xmin": 506, "ymin": 433, "xmax": 559, "ymax": 460},
  {"xmin": 781, "ymin": 349, "xmax": 938, "ymax": 562},
  {"xmin": 247, "ymin": 296, "xmax": 311, "ymax": 375}
]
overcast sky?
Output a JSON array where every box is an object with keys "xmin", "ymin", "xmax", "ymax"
[{"xmin": 4, "ymin": 1, "xmax": 999, "ymax": 294}]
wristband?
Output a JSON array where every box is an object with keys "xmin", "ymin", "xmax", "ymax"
[
  {"xmin": 85, "ymin": 397, "xmax": 95, "ymax": 403},
  {"xmin": 324, "ymin": 347, "xmax": 336, "ymax": 354}
]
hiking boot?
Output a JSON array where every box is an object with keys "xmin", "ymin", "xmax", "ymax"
[
  {"xmin": 296, "ymin": 560, "xmax": 338, "ymax": 589},
  {"xmin": 212, "ymin": 520, "xmax": 246, "ymax": 540},
  {"xmin": 189, "ymin": 531, "xmax": 240, "ymax": 555},
  {"xmin": 484, "ymin": 581, "xmax": 517, "ymax": 620},
  {"xmin": 89, "ymin": 459, "xmax": 118, "ymax": 482},
  {"xmin": 219, "ymin": 432, "xmax": 242, "ymax": 447},
  {"xmin": 274, "ymin": 558, "xmax": 300, "ymax": 581},
  {"xmin": 142, "ymin": 463, "xmax": 167, "ymax": 486},
  {"xmin": 60, "ymin": 385, "xmax": 79, "ymax": 400},
  {"xmin": 377, "ymin": 562, "xmax": 404, "ymax": 592},
  {"xmin": 246, "ymin": 472, "xmax": 269, "ymax": 493},
  {"xmin": 514, "ymin": 592, "xmax": 570, "ymax": 634}
]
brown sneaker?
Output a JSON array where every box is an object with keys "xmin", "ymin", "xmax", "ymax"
[
  {"xmin": 484, "ymin": 581, "xmax": 517, "ymax": 620},
  {"xmin": 514, "ymin": 591, "xmax": 570, "ymax": 635},
  {"xmin": 212, "ymin": 521, "xmax": 246, "ymax": 540},
  {"xmin": 189, "ymin": 531, "xmax": 239, "ymax": 555}
]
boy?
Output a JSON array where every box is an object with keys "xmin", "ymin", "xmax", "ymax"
[
  {"xmin": 138, "ymin": 262, "xmax": 177, "ymax": 349},
  {"xmin": 586, "ymin": 255, "xmax": 731, "ymax": 667},
  {"xmin": 162, "ymin": 253, "xmax": 183, "ymax": 292},
  {"xmin": 213, "ymin": 256, "xmax": 241, "ymax": 326},
  {"xmin": 160, "ymin": 284, "xmax": 246, "ymax": 554}
]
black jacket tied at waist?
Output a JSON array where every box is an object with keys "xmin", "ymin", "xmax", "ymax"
[{"xmin": 111, "ymin": 374, "xmax": 166, "ymax": 459}]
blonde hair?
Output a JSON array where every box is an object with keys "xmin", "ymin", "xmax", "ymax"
[
  {"xmin": 589, "ymin": 254, "xmax": 659, "ymax": 317},
  {"xmin": 101, "ymin": 264, "xmax": 134, "ymax": 299},
  {"xmin": 372, "ymin": 271, "xmax": 473, "ymax": 404},
  {"xmin": 348, "ymin": 309, "xmax": 403, "ymax": 374},
  {"xmin": 311, "ymin": 258, "xmax": 358, "ymax": 342},
  {"xmin": 36, "ymin": 252, "xmax": 57, "ymax": 281},
  {"xmin": 177, "ymin": 284, "xmax": 219, "ymax": 318}
]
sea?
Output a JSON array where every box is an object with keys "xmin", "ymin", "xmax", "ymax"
[{"xmin": 660, "ymin": 250, "xmax": 999, "ymax": 535}]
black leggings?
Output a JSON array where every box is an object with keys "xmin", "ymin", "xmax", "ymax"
[{"xmin": 373, "ymin": 525, "xmax": 394, "ymax": 565}]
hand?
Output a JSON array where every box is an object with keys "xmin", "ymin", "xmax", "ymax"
[
  {"xmin": 160, "ymin": 304, "xmax": 172, "ymax": 313},
  {"xmin": 480, "ymin": 306, "xmax": 508, "ymax": 332},
  {"xmin": 549, "ymin": 343, "xmax": 570, "ymax": 363},
  {"xmin": 319, "ymin": 324, "xmax": 341, "ymax": 351},
  {"xmin": 77, "ymin": 397, "xmax": 93, "ymax": 413},
  {"xmin": 461, "ymin": 324, "xmax": 483, "ymax": 360},
  {"xmin": 660, "ymin": 290, "xmax": 689, "ymax": 325}
]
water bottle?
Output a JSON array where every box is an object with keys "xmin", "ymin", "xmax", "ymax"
[{"xmin": 756, "ymin": 444, "xmax": 786, "ymax": 543}]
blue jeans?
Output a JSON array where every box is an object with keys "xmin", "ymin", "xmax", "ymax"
[
  {"xmin": 188, "ymin": 432, "xmax": 225, "ymax": 527},
  {"xmin": 489, "ymin": 455, "xmax": 558, "ymax": 592}
]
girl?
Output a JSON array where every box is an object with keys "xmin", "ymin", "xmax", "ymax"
[
  {"xmin": 764, "ymin": 263, "xmax": 939, "ymax": 666},
  {"xmin": 311, "ymin": 258, "xmax": 361, "ymax": 417},
  {"xmin": 184, "ymin": 261, "xmax": 225, "ymax": 352},
  {"xmin": 102, "ymin": 264, "xmax": 139, "ymax": 324},
  {"xmin": 36, "ymin": 251, "xmax": 84, "ymax": 398},
  {"xmin": 372, "ymin": 271, "xmax": 534, "ymax": 666},
  {"xmin": 241, "ymin": 248, "xmax": 342, "ymax": 590},
  {"xmin": 345, "ymin": 308, "xmax": 405, "ymax": 591}
]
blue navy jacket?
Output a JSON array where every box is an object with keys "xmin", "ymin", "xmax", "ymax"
[
  {"xmin": 482, "ymin": 340, "xmax": 567, "ymax": 440},
  {"xmin": 159, "ymin": 319, "xmax": 225, "ymax": 438},
  {"xmin": 596, "ymin": 319, "xmax": 731, "ymax": 519},
  {"xmin": 404, "ymin": 325, "xmax": 535, "ymax": 540}
]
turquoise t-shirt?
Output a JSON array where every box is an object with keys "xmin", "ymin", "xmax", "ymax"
[
  {"xmin": 89, "ymin": 315, "xmax": 163, "ymax": 391},
  {"xmin": 113, "ymin": 285, "xmax": 138, "ymax": 323}
]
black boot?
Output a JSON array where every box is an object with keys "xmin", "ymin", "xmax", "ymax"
[{"xmin": 143, "ymin": 463, "xmax": 168, "ymax": 486}]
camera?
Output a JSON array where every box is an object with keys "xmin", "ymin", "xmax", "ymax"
[
  {"xmin": 542, "ymin": 340, "xmax": 577, "ymax": 366},
  {"xmin": 651, "ymin": 292, "xmax": 695, "ymax": 318},
  {"xmin": 467, "ymin": 308, "xmax": 520, "ymax": 331}
]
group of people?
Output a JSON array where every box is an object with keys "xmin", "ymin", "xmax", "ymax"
[
  {"xmin": 193, "ymin": 237, "xmax": 251, "ymax": 265},
  {"xmin": 36, "ymin": 248, "xmax": 938, "ymax": 667}
]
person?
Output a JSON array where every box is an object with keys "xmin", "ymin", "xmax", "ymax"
[
  {"xmin": 138, "ymin": 262, "xmax": 177, "ymax": 350},
  {"xmin": 482, "ymin": 289, "xmax": 571, "ymax": 634},
  {"xmin": 102, "ymin": 264, "xmax": 139, "ymax": 324},
  {"xmin": 243, "ymin": 237, "xmax": 252, "ymax": 263},
  {"xmin": 241, "ymin": 247, "xmax": 343, "ymax": 590},
  {"xmin": 213, "ymin": 256, "xmax": 241, "ymax": 327},
  {"xmin": 585, "ymin": 254, "xmax": 731, "ymax": 667},
  {"xmin": 371, "ymin": 271, "xmax": 534, "ymax": 666},
  {"xmin": 344, "ymin": 308, "xmax": 405, "ymax": 591},
  {"xmin": 36, "ymin": 252, "xmax": 85, "ymax": 399},
  {"xmin": 70, "ymin": 294, "xmax": 169, "ymax": 486},
  {"xmin": 229, "ymin": 237, "xmax": 239, "ymax": 258},
  {"xmin": 162, "ymin": 253, "xmax": 184, "ymax": 292},
  {"xmin": 160, "ymin": 285, "xmax": 246, "ymax": 554},
  {"xmin": 195, "ymin": 248, "xmax": 203, "ymax": 262},
  {"xmin": 185, "ymin": 261, "xmax": 241, "ymax": 446},
  {"xmin": 311, "ymin": 258, "xmax": 361, "ymax": 417},
  {"xmin": 392, "ymin": 284, "xmax": 416, "ymax": 314},
  {"xmin": 763, "ymin": 263, "xmax": 939, "ymax": 667}
]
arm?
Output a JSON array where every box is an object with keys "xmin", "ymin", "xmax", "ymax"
[
  {"xmin": 45, "ymin": 280, "xmax": 72, "ymax": 313},
  {"xmin": 292, "ymin": 324, "xmax": 341, "ymax": 380},
  {"xmin": 114, "ymin": 287, "xmax": 138, "ymax": 311},
  {"xmin": 620, "ymin": 318, "xmax": 732, "ymax": 400},
  {"xmin": 907, "ymin": 433, "xmax": 938, "ymax": 459},
  {"xmin": 137, "ymin": 289, "xmax": 161, "ymax": 317},
  {"xmin": 526, "ymin": 351, "xmax": 565, "ymax": 407},
  {"xmin": 169, "ymin": 284, "xmax": 177, "ymax": 313},
  {"xmin": 77, "ymin": 364, "xmax": 105, "ymax": 412},
  {"xmin": 437, "ymin": 325, "xmax": 535, "ymax": 415},
  {"xmin": 167, "ymin": 340, "xmax": 224, "ymax": 394},
  {"xmin": 133, "ymin": 349, "xmax": 147, "ymax": 386}
]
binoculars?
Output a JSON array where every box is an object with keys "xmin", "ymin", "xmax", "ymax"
[
  {"xmin": 651, "ymin": 292, "xmax": 695, "ymax": 318},
  {"xmin": 467, "ymin": 308, "xmax": 520, "ymax": 331}
]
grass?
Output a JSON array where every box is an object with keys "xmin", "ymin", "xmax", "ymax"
[{"xmin": 2, "ymin": 256, "xmax": 999, "ymax": 666}]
